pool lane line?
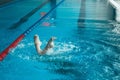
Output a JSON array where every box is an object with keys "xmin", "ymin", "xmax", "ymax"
[
  {"xmin": 0, "ymin": 0, "xmax": 65, "ymax": 61},
  {"xmin": 9, "ymin": 0, "xmax": 51, "ymax": 29},
  {"xmin": 0, "ymin": 0, "xmax": 26, "ymax": 8},
  {"xmin": 0, "ymin": 0, "xmax": 22, "ymax": 8}
]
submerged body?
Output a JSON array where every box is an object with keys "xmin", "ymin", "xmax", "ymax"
[{"xmin": 34, "ymin": 34, "xmax": 56, "ymax": 54}]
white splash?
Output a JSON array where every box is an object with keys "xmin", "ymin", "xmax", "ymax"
[
  {"xmin": 46, "ymin": 42, "xmax": 77, "ymax": 55},
  {"xmin": 10, "ymin": 41, "xmax": 78, "ymax": 61}
]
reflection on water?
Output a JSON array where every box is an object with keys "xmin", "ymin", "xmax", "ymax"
[{"xmin": 78, "ymin": 0, "xmax": 115, "ymax": 22}]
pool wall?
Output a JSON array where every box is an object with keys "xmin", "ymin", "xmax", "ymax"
[{"xmin": 109, "ymin": 0, "xmax": 120, "ymax": 23}]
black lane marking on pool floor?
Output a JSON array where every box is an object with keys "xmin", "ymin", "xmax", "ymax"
[{"xmin": 8, "ymin": 0, "xmax": 51, "ymax": 29}]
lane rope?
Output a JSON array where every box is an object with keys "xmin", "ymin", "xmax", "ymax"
[{"xmin": 0, "ymin": 0, "xmax": 65, "ymax": 61}]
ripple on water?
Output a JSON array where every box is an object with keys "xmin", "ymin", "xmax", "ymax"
[{"xmin": 5, "ymin": 34, "xmax": 120, "ymax": 80}]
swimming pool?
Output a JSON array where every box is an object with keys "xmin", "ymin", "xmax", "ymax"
[{"xmin": 0, "ymin": 0, "xmax": 120, "ymax": 80}]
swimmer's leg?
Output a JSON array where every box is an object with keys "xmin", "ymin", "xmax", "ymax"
[{"xmin": 34, "ymin": 35, "xmax": 43, "ymax": 54}]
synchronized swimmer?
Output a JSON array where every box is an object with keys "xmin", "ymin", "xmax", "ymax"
[{"xmin": 34, "ymin": 34, "xmax": 56, "ymax": 54}]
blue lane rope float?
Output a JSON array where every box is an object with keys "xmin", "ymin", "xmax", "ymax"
[
  {"xmin": 0, "ymin": 0, "xmax": 65, "ymax": 61},
  {"xmin": 24, "ymin": 0, "xmax": 65, "ymax": 36}
]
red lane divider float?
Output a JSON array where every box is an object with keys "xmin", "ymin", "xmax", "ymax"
[{"xmin": 0, "ymin": 34, "xmax": 24, "ymax": 61}]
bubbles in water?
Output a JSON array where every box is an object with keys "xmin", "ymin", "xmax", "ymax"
[
  {"xmin": 51, "ymin": 41, "xmax": 77, "ymax": 55},
  {"xmin": 17, "ymin": 43, "xmax": 25, "ymax": 48},
  {"xmin": 10, "ymin": 41, "xmax": 78, "ymax": 61}
]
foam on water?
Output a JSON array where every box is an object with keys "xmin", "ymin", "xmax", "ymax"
[
  {"xmin": 46, "ymin": 41, "xmax": 77, "ymax": 55},
  {"xmin": 10, "ymin": 41, "xmax": 78, "ymax": 61}
]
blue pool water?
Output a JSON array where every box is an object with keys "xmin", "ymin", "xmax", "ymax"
[{"xmin": 0, "ymin": 0, "xmax": 120, "ymax": 80}]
